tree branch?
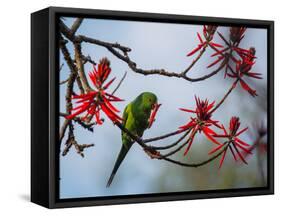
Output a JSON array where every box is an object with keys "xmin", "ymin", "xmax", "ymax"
[
  {"xmin": 60, "ymin": 19, "xmax": 227, "ymax": 82},
  {"xmin": 211, "ymin": 78, "xmax": 239, "ymax": 114},
  {"xmin": 70, "ymin": 18, "xmax": 83, "ymax": 36},
  {"xmin": 74, "ymin": 42, "xmax": 92, "ymax": 92},
  {"xmin": 111, "ymin": 71, "xmax": 127, "ymax": 95},
  {"xmin": 115, "ymin": 122, "xmax": 230, "ymax": 168}
]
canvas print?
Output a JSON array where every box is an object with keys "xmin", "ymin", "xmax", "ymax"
[{"xmin": 58, "ymin": 17, "xmax": 268, "ymax": 199}]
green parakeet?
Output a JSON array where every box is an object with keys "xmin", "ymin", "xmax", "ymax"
[{"xmin": 106, "ymin": 92, "xmax": 160, "ymax": 187}]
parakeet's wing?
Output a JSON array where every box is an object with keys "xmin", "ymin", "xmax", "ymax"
[
  {"xmin": 121, "ymin": 103, "xmax": 131, "ymax": 137},
  {"xmin": 122, "ymin": 104, "xmax": 129, "ymax": 126}
]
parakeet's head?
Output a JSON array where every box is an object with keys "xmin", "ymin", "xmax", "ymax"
[{"xmin": 140, "ymin": 92, "xmax": 161, "ymax": 128}]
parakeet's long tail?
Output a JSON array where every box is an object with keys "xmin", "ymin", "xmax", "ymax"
[{"xmin": 106, "ymin": 144, "xmax": 132, "ymax": 187}]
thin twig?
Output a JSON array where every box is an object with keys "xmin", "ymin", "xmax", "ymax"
[
  {"xmin": 60, "ymin": 112, "xmax": 96, "ymax": 132},
  {"xmin": 112, "ymin": 71, "xmax": 127, "ymax": 95},
  {"xmin": 150, "ymin": 129, "xmax": 191, "ymax": 150},
  {"xmin": 210, "ymin": 79, "xmax": 239, "ymax": 114},
  {"xmin": 59, "ymin": 63, "xmax": 64, "ymax": 72},
  {"xmin": 60, "ymin": 78, "xmax": 69, "ymax": 85},
  {"xmin": 143, "ymin": 130, "xmax": 184, "ymax": 143},
  {"xmin": 82, "ymin": 54, "xmax": 96, "ymax": 66}
]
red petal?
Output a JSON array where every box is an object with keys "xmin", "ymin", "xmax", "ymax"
[
  {"xmin": 235, "ymin": 142, "xmax": 252, "ymax": 154},
  {"xmin": 75, "ymin": 92, "xmax": 97, "ymax": 103},
  {"xmin": 183, "ymin": 137, "xmax": 193, "ymax": 156},
  {"xmin": 236, "ymin": 127, "xmax": 248, "ymax": 136},
  {"xmin": 206, "ymin": 101, "xmax": 215, "ymax": 111},
  {"xmin": 89, "ymin": 71, "xmax": 99, "ymax": 88},
  {"xmin": 66, "ymin": 105, "xmax": 89, "ymax": 120},
  {"xmin": 197, "ymin": 32, "xmax": 203, "ymax": 43},
  {"xmin": 187, "ymin": 45, "xmax": 203, "ymax": 56},
  {"xmin": 203, "ymin": 25, "xmax": 207, "ymax": 34},
  {"xmin": 103, "ymin": 77, "xmax": 116, "ymax": 90},
  {"xmin": 179, "ymin": 108, "xmax": 196, "ymax": 113},
  {"xmin": 95, "ymin": 110, "xmax": 103, "ymax": 125},
  {"xmin": 239, "ymin": 79, "xmax": 257, "ymax": 97},
  {"xmin": 211, "ymin": 47, "xmax": 229, "ymax": 57},
  {"xmin": 72, "ymin": 91, "xmax": 95, "ymax": 99},
  {"xmin": 222, "ymin": 124, "xmax": 228, "ymax": 136},
  {"xmin": 219, "ymin": 149, "xmax": 227, "ymax": 169},
  {"xmin": 207, "ymin": 56, "xmax": 224, "ymax": 68},
  {"xmin": 103, "ymin": 97, "xmax": 120, "ymax": 112},
  {"xmin": 179, "ymin": 121, "xmax": 196, "ymax": 131},
  {"xmin": 202, "ymin": 127, "xmax": 221, "ymax": 145},
  {"xmin": 71, "ymin": 101, "xmax": 91, "ymax": 111},
  {"xmin": 229, "ymin": 145, "xmax": 237, "ymax": 161},
  {"xmin": 233, "ymin": 144, "xmax": 248, "ymax": 164},
  {"xmin": 101, "ymin": 103, "xmax": 123, "ymax": 122},
  {"xmin": 101, "ymin": 67, "xmax": 111, "ymax": 83},
  {"xmin": 208, "ymin": 144, "xmax": 225, "ymax": 155},
  {"xmin": 210, "ymin": 42, "xmax": 224, "ymax": 48},
  {"xmin": 247, "ymin": 72, "xmax": 262, "ymax": 79},
  {"xmin": 235, "ymin": 138, "xmax": 251, "ymax": 147},
  {"xmin": 203, "ymin": 126, "xmax": 217, "ymax": 135},
  {"xmin": 105, "ymin": 93, "xmax": 124, "ymax": 101}
]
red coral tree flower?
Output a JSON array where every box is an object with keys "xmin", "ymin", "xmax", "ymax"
[
  {"xmin": 209, "ymin": 117, "xmax": 252, "ymax": 168},
  {"xmin": 66, "ymin": 57, "xmax": 124, "ymax": 124},
  {"xmin": 226, "ymin": 47, "xmax": 262, "ymax": 97},
  {"xmin": 208, "ymin": 27, "xmax": 255, "ymax": 76},
  {"xmin": 187, "ymin": 25, "xmax": 223, "ymax": 57},
  {"xmin": 229, "ymin": 27, "xmax": 247, "ymax": 44},
  {"xmin": 179, "ymin": 96, "xmax": 222, "ymax": 156}
]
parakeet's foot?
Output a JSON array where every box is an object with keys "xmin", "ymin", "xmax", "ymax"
[{"xmin": 144, "ymin": 148, "xmax": 161, "ymax": 159}]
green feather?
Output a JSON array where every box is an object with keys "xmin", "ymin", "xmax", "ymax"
[{"xmin": 106, "ymin": 92, "xmax": 158, "ymax": 187}]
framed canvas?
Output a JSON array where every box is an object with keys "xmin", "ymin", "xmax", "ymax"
[{"xmin": 31, "ymin": 7, "xmax": 274, "ymax": 208}]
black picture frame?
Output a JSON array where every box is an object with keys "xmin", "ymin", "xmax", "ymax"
[{"xmin": 31, "ymin": 6, "xmax": 274, "ymax": 209}]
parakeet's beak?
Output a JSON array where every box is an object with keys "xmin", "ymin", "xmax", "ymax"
[{"xmin": 148, "ymin": 103, "xmax": 161, "ymax": 128}]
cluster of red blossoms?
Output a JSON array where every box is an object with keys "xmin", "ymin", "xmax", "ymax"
[
  {"xmin": 66, "ymin": 58, "xmax": 123, "ymax": 124},
  {"xmin": 179, "ymin": 97, "xmax": 252, "ymax": 168},
  {"xmin": 179, "ymin": 96, "xmax": 222, "ymax": 156},
  {"xmin": 187, "ymin": 25, "xmax": 223, "ymax": 57},
  {"xmin": 209, "ymin": 117, "xmax": 252, "ymax": 168},
  {"xmin": 187, "ymin": 26, "xmax": 262, "ymax": 97}
]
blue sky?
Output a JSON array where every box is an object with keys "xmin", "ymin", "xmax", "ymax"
[{"xmin": 59, "ymin": 17, "xmax": 268, "ymax": 199}]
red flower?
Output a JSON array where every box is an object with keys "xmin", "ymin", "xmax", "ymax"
[
  {"xmin": 179, "ymin": 96, "xmax": 222, "ymax": 156},
  {"xmin": 187, "ymin": 25, "xmax": 222, "ymax": 57},
  {"xmin": 226, "ymin": 48, "xmax": 262, "ymax": 97},
  {"xmin": 209, "ymin": 117, "xmax": 252, "ymax": 168},
  {"xmin": 230, "ymin": 27, "xmax": 247, "ymax": 44},
  {"xmin": 66, "ymin": 57, "xmax": 124, "ymax": 124},
  {"xmin": 208, "ymin": 27, "xmax": 253, "ymax": 76}
]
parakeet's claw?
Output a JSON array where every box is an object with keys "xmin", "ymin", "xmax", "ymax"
[{"xmin": 144, "ymin": 147, "xmax": 161, "ymax": 159}]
